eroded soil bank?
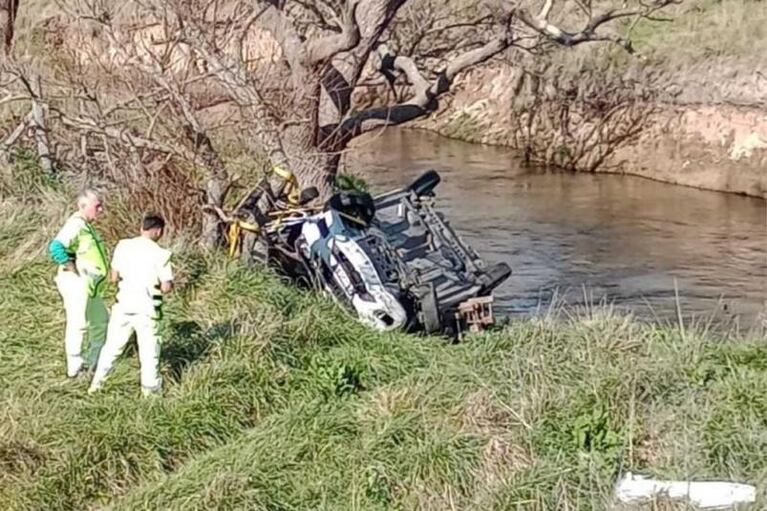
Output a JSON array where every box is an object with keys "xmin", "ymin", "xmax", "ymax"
[{"xmin": 418, "ymin": 64, "xmax": 766, "ymax": 198}]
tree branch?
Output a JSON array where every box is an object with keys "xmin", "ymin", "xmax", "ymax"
[
  {"xmin": 331, "ymin": 31, "xmax": 511, "ymax": 140},
  {"xmin": 0, "ymin": 110, "xmax": 31, "ymax": 159},
  {"xmin": 515, "ymin": 0, "xmax": 681, "ymax": 53},
  {"xmin": 539, "ymin": 0, "xmax": 554, "ymax": 20},
  {"xmin": 301, "ymin": 0, "xmax": 361, "ymax": 67},
  {"xmin": 443, "ymin": 33, "xmax": 511, "ymax": 83},
  {"xmin": 30, "ymin": 75, "xmax": 55, "ymax": 175},
  {"xmin": 143, "ymin": 0, "xmax": 291, "ymax": 167},
  {"xmin": 375, "ymin": 43, "xmax": 431, "ymax": 103},
  {"xmin": 236, "ymin": 5, "xmax": 269, "ymax": 67},
  {"xmin": 52, "ymin": 108, "xmax": 198, "ymax": 162}
]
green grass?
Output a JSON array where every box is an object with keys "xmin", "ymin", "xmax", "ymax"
[
  {"xmin": 543, "ymin": 0, "xmax": 767, "ymax": 105},
  {"xmin": 626, "ymin": 0, "xmax": 767, "ymax": 63},
  {"xmin": 1, "ymin": 190, "xmax": 766, "ymax": 510}
]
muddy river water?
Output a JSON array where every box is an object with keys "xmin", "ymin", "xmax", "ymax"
[{"xmin": 348, "ymin": 129, "xmax": 767, "ymax": 330}]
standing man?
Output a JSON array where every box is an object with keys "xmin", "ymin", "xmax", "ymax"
[
  {"xmin": 49, "ymin": 188, "xmax": 109, "ymax": 378},
  {"xmin": 88, "ymin": 213, "xmax": 173, "ymax": 396}
]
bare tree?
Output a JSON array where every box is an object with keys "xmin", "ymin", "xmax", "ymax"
[
  {"xmin": 132, "ymin": 0, "xmax": 678, "ymax": 197},
  {"xmin": 2, "ymin": 0, "xmax": 681, "ymax": 247},
  {"xmin": 505, "ymin": 64, "xmax": 668, "ymax": 172}
]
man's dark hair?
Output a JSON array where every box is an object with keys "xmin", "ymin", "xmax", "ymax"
[{"xmin": 142, "ymin": 213, "xmax": 165, "ymax": 231}]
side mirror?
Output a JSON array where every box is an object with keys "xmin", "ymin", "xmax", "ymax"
[{"xmin": 298, "ymin": 187, "xmax": 320, "ymax": 205}]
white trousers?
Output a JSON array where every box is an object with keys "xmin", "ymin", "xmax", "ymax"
[
  {"xmin": 54, "ymin": 270, "xmax": 108, "ymax": 377},
  {"xmin": 90, "ymin": 306, "xmax": 162, "ymax": 395}
]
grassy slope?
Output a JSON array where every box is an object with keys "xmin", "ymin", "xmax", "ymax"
[
  {"xmin": 1, "ymin": 188, "xmax": 767, "ymax": 510},
  {"xmin": 630, "ymin": 0, "xmax": 767, "ymax": 61},
  {"xmin": 548, "ymin": 0, "xmax": 767, "ymax": 106}
]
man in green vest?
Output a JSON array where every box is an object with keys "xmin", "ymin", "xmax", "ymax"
[{"xmin": 48, "ymin": 189, "xmax": 109, "ymax": 378}]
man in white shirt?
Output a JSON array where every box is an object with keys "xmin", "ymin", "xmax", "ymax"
[{"xmin": 88, "ymin": 214, "xmax": 174, "ymax": 396}]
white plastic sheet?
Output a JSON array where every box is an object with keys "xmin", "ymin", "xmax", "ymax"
[{"xmin": 615, "ymin": 472, "xmax": 756, "ymax": 509}]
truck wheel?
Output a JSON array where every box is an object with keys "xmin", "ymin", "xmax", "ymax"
[
  {"xmin": 417, "ymin": 284, "xmax": 441, "ymax": 333},
  {"xmin": 408, "ymin": 170, "xmax": 441, "ymax": 197},
  {"xmin": 480, "ymin": 262, "xmax": 512, "ymax": 292}
]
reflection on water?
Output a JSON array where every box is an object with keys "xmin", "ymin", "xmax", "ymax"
[{"xmin": 346, "ymin": 129, "xmax": 767, "ymax": 329}]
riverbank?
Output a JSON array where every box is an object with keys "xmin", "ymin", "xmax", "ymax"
[
  {"xmin": 416, "ymin": 0, "xmax": 767, "ymax": 198},
  {"xmin": 421, "ymin": 72, "xmax": 767, "ymax": 198},
  {"xmin": 1, "ymin": 193, "xmax": 767, "ymax": 509}
]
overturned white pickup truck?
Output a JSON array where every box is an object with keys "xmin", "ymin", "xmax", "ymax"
[{"xmin": 251, "ymin": 170, "xmax": 511, "ymax": 337}]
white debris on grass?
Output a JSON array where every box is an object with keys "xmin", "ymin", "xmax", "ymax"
[{"xmin": 615, "ymin": 472, "xmax": 756, "ymax": 509}]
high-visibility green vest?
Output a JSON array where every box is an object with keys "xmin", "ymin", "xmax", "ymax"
[{"xmin": 51, "ymin": 214, "xmax": 109, "ymax": 296}]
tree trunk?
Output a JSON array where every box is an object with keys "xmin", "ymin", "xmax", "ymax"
[
  {"xmin": 277, "ymin": 120, "xmax": 345, "ymax": 201},
  {"xmin": 0, "ymin": 0, "xmax": 18, "ymax": 56},
  {"xmin": 201, "ymin": 183, "xmax": 225, "ymax": 247},
  {"xmin": 192, "ymin": 130, "xmax": 228, "ymax": 248},
  {"xmin": 288, "ymin": 151, "xmax": 342, "ymax": 200},
  {"xmin": 30, "ymin": 75, "xmax": 55, "ymax": 175}
]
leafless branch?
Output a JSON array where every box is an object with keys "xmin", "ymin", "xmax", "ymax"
[
  {"xmin": 539, "ymin": 0, "xmax": 554, "ymax": 20},
  {"xmin": 52, "ymin": 108, "xmax": 197, "ymax": 161},
  {"xmin": 293, "ymin": 0, "xmax": 337, "ymax": 31},
  {"xmin": 335, "ymin": 29, "xmax": 512, "ymax": 138},
  {"xmin": 0, "ymin": 110, "xmax": 32, "ymax": 158},
  {"xmin": 515, "ymin": 0, "xmax": 682, "ymax": 53},
  {"xmin": 236, "ymin": 5, "xmax": 269, "ymax": 67},
  {"xmin": 301, "ymin": 0, "xmax": 361, "ymax": 67},
  {"xmin": 30, "ymin": 76, "xmax": 55, "ymax": 175}
]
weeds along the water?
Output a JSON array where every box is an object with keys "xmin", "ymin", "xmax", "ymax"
[{"xmin": 2, "ymin": 193, "xmax": 767, "ymax": 510}]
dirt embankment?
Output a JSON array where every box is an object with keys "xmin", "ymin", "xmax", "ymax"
[
  {"xmin": 421, "ymin": 64, "xmax": 767, "ymax": 198},
  {"xmin": 613, "ymin": 105, "xmax": 766, "ymax": 197},
  {"xmin": 418, "ymin": 1, "xmax": 767, "ymax": 198}
]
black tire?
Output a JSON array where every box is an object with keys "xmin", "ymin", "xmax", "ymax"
[
  {"xmin": 416, "ymin": 284, "xmax": 442, "ymax": 333},
  {"xmin": 408, "ymin": 170, "xmax": 441, "ymax": 197},
  {"xmin": 480, "ymin": 262, "xmax": 512, "ymax": 292}
]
